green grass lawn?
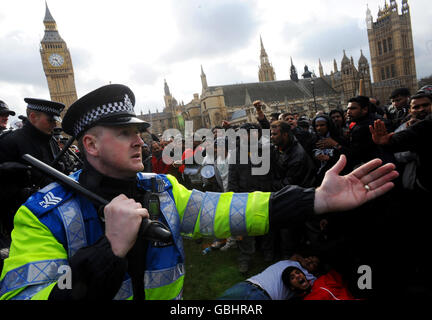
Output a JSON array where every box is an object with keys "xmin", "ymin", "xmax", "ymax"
[{"xmin": 182, "ymin": 237, "xmax": 273, "ymax": 300}]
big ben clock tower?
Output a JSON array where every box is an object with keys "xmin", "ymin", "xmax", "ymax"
[{"xmin": 40, "ymin": 2, "xmax": 77, "ymax": 114}]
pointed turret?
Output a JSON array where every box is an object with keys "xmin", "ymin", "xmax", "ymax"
[
  {"xmin": 319, "ymin": 59, "xmax": 324, "ymax": 78},
  {"xmin": 260, "ymin": 35, "xmax": 267, "ymax": 59},
  {"xmin": 333, "ymin": 59, "xmax": 338, "ymax": 73},
  {"xmin": 290, "ymin": 57, "xmax": 299, "ymax": 82},
  {"xmin": 201, "ymin": 65, "xmax": 208, "ymax": 90},
  {"xmin": 244, "ymin": 88, "xmax": 252, "ymax": 106},
  {"xmin": 258, "ymin": 36, "xmax": 276, "ymax": 82},
  {"xmin": 302, "ymin": 65, "xmax": 313, "ymax": 79},
  {"xmin": 342, "ymin": 50, "xmax": 350, "ymax": 66},
  {"xmin": 164, "ymin": 79, "xmax": 171, "ymax": 97},
  {"xmin": 359, "ymin": 49, "xmax": 368, "ymax": 65},
  {"xmin": 44, "ymin": 1, "xmax": 55, "ymax": 23},
  {"xmin": 42, "ymin": 2, "xmax": 63, "ymax": 42},
  {"xmin": 366, "ymin": 4, "xmax": 373, "ymax": 29}
]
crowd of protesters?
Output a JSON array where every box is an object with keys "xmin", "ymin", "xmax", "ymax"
[
  {"xmin": 146, "ymin": 85, "xmax": 432, "ymax": 299},
  {"xmin": 0, "ymin": 85, "xmax": 430, "ymax": 300}
]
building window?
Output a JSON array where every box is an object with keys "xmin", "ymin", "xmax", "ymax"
[
  {"xmin": 402, "ymin": 34, "xmax": 408, "ymax": 49},
  {"xmin": 386, "ymin": 66, "xmax": 391, "ymax": 79},
  {"xmin": 378, "ymin": 42, "xmax": 383, "ymax": 55},
  {"xmin": 381, "ymin": 67, "xmax": 386, "ymax": 81},
  {"xmin": 404, "ymin": 60, "xmax": 411, "ymax": 75},
  {"xmin": 383, "ymin": 39, "xmax": 388, "ymax": 53},
  {"xmin": 388, "ymin": 37, "xmax": 393, "ymax": 51},
  {"xmin": 391, "ymin": 64, "xmax": 396, "ymax": 77}
]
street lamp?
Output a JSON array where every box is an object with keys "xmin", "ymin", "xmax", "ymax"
[{"xmin": 310, "ymin": 78, "xmax": 317, "ymax": 115}]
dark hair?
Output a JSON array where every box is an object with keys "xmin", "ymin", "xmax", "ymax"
[
  {"xmin": 297, "ymin": 120, "xmax": 310, "ymax": 129},
  {"xmin": 390, "ymin": 88, "xmax": 411, "ymax": 99},
  {"xmin": 282, "ymin": 112, "xmax": 294, "ymax": 118},
  {"xmin": 348, "ymin": 96, "xmax": 371, "ymax": 110},
  {"xmin": 270, "ymin": 113, "xmax": 281, "ymax": 120},
  {"xmin": 329, "ymin": 109, "xmax": 344, "ymax": 119},
  {"xmin": 281, "ymin": 266, "xmax": 304, "ymax": 288},
  {"xmin": 410, "ymin": 92, "xmax": 432, "ymax": 103},
  {"xmin": 312, "ymin": 114, "xmax": 341, "ymax": 139},
  {"xmin": 271, "ymin": 120, "xmax": 292, "ymax": 135}
]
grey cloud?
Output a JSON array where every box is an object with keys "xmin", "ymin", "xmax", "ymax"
[
  {"xmin": 0, "ymin": 31, "xmax": 47, "ymax": 88},
  {"xmin": 69, "ymin": 47, "xmax": 93, "ymax": 71},
  {"xmin": 414, "ymin": 40, "xmax": 432, "ymax": 79},
  {"xmin": 285, "ymin": 20, "xmax": 368, "ymax": 62},
  {"xmin": 130, "ymin": 64, "xmax": 161, "ymax": 86},
  {"xmin": 161, "ymin": 0, "xmax": 259, "ymax": 62},
  {"xmin": 206, "ymin": 62, "xmax": 256, "ymax": 86}
]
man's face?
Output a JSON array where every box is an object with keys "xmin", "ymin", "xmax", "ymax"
[
  {"xmin": 410, "ymin": 97, "xmax": 431, "ymax": 120},
  {"xmin": 270, "ymin": 126, "xmax": 287, "ymax": 147},
  {"xmin": 289, "ymin": 269, "xmax": 311, "ymax": 292},
  {"xmin": 314, "ymin": 120, "xmax": 328, "ymax": 137},
  {"xmin": 92, "ymin": 126, "xmax": 144, "ymax": 178},
  {"xmin": 392, "ymin": 95, "xmax": 409, "ymax": 110},
  {"xmin": 284, "ymin": 115, "xmax": 297, "ymax": 129},
  {"xmin": 302, "ymin": 256, "xmax": 320, "ymax": 274},
  {"xmin": 331, "ymin": 113, "xmax": 343, "ymax": 127},
  {"xmin": 270, "ymin": 116, "xmax": 278, "ymax": 124},
  {"xmin": 346, "ymin": 102, "xmax": 367, "ymax": 122},
  {"xmin": 0, "ymin": 114, "xmax": 9, "ymax": 129},
  {"xmin": 33, "ymin": 112, "xmax": 58, "ymax": 135},
  {"xmin": 151, "ymin": 142, "xmax": 162, "ymax": 154}
]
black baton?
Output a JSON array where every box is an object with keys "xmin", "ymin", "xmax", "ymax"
[{"xmin": 22, "ymin": 154, "xmax": 172, "ymax": 243}]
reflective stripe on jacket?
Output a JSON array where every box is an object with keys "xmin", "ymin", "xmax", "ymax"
[{"xmin": 0, "ymin": 172, "xmax": 270, "ymax": 300}]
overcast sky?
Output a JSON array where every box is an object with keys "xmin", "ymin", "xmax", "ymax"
[{"xmin": 1, "ymin": 0, "xmax": 431, "ymax": 123}]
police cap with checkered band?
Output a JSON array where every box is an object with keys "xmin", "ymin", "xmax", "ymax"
[
  {"xmin": 0, "ymin": 100, "xmax": 16, "ymax": 116},
  {"xmin": 24, "ymin": 98, "xmax": 64, "ymax": 122},
  {"xmin": 62, "ymin": 84, "xmax": 150, "ymax": 138}
]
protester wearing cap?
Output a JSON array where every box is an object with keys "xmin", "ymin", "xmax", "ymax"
[
  {"xmin": 0, "ymin": 100, "xmax": 16, "ymax": 133},
  {"xmin": 0, "ymin": 83, "xmax": 399, "ymax": 300},
  {"xmin": 0, "ymin": 98, "xmax": 65, "ymax": 244}
]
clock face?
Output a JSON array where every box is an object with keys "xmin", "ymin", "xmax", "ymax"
[{"xmin": 49, "ymin": 53, "xmax": 64, "ymax": 67}]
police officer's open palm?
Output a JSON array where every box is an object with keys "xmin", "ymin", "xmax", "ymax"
[
  {"xmin": 314, "ymin": 155, "xmax": 399, "ymax": 214},
  {"xmin": 104, "ymin": 194, "xmax": 149, "ymax": 258}
]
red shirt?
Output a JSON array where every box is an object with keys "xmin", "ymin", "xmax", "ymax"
[
  {"xmin": 303, "ymin": 270, "xmax": 355, "ymax": 300},
  {"xmin": 151, "ymin": 156, "xmax": 171, "ymax": 174}
]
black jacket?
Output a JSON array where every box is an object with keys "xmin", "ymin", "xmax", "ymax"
[
  {"xmin": 271, "ymin": 140, "xmax": 317, "ymax": 191},
  {"xmin": 345, "ymin": 113, "xmax": 395, "ymax": 171},
  {"xmin": 0, "ymin": 121, "xmax": 59, "ymax": 234},
  {"xmin": 385, "ymin": 114, "xmax": 432, "ymax": 192},
  {"xmin": 228, "ymin": 143, "xmax": 272, "ymax": 192}
]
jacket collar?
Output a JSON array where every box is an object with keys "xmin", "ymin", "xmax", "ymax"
[
  {"xmin": 23, "ymin": 120, "xmax": 52, "ymax": 142},
  {"xmin": 79, "ymin": 159, "xmax": 139, "ymax": 202}
]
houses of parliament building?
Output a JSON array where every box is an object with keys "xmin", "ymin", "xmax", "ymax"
[{"xmin": 39, "ymin": 1, "xmax": 418, "ymax": 136}]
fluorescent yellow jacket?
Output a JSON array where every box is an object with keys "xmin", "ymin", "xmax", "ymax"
[{"xmin": 0, "ymin": 172, "xmax": 270, "ymax": 300}]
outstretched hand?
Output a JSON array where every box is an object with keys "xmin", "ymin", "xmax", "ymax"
[
  {"xmin": 314, "ymin": 155, "xmax": 398, "ymax": 214},
  {"xmin": 369, "ymin": 120, "xmax": 394, "ymax": 145}
]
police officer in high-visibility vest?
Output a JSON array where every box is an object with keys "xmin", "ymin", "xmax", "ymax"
[{"xmin": 0, "ymin": 84, "xmax": 398, "ymax": 300}]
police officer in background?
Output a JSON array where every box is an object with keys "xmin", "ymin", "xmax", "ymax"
[
  {"xmin": 0, "ymin": 100, "xmax": 16, "ymax": 134},
  {"xmin": 0, "ymin": 98, "xmax": 65, "ymax": 241},
  {"xmin": 0, "ymin": 84, "xmax": 398, "ymax": 300}
]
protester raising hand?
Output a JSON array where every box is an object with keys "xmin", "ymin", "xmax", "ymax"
[
  {"xmin": 314, "ymin": 155, "xmax": 398, "ymax": 214},
  {"xmin": 369, "ymin": 119, "xmax": 394, "ymax": 145}
]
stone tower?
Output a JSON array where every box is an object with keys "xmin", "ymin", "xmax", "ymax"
[
  {"xmin": 290, "ymin": 57, "xmax": 299, "ymax": 82},
  {"xmin": 366, "ymin": 0, "xmax": 417, "ymax": 103},
  {"xmin": 358, "ymin": 50, "xmax": 373, "ymax": 97},
  {"xmin": 40, "ymin": 2, "xmax": 77, "ymax": 114},
  {"xmin": 258, "ymin": 36, "xmax": 276, "ymax": 82}
]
